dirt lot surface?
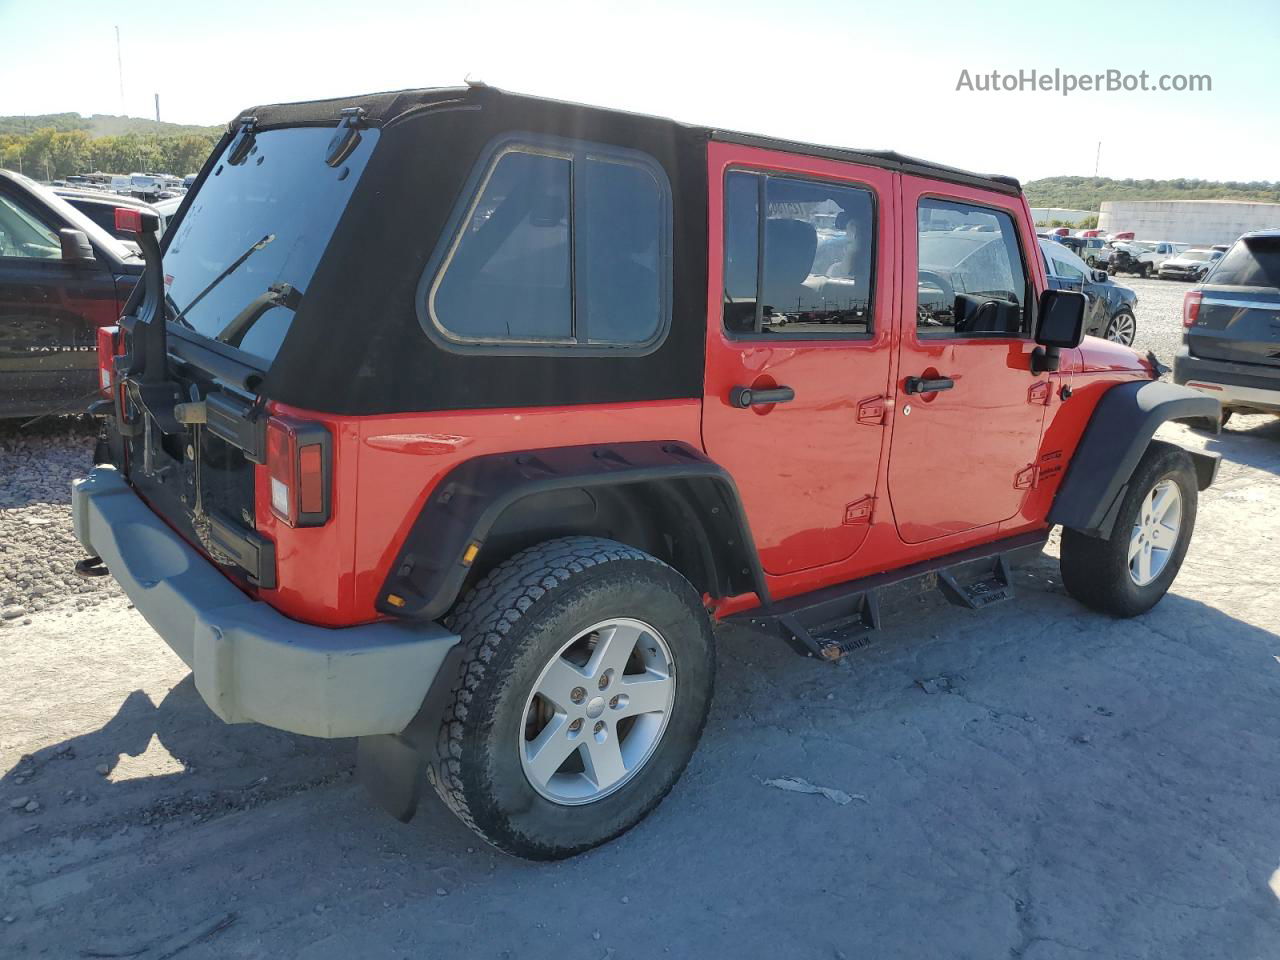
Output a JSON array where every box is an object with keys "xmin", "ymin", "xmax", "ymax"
[{"xmin": 2, "ymin": 278, "xmax": 1278, "ymax": 959}]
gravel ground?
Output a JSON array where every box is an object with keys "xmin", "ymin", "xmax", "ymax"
[
  {"xmin": 1120, "ymin": 274, "xmax": 1193, "ymax": 369},
  {"xmin": 0, "ymin": 283, "xmax": 1277, "ymax": 958},
  {"xmin": 0, "ymin": 419, "xmax": 120, "ymax": 624}
]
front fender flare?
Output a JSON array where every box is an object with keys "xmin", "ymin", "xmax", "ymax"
[{"xmin": 1049, "ymin": 379, "xmax": 1220, "ymax": 539}]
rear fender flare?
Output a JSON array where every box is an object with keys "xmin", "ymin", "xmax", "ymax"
[
  {"xmin": 1048, "ymin": 379, "xmax": 1221, "ymax": 539},
  {"xmin": 376, "ymin": 441, "xmax": 767, "ymax": 621}
]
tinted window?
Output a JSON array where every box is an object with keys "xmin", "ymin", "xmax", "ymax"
[
  {"xmin": 916, "ymin": 199, "xmax": 1027, "ymax": 337},
  {"xmin": 67, "ymin": 201, "xmax": 118, "ymax": 236},
  {"xmin": 163, "ymin": 126, "xmax": 378, "ymax": 367},
  {"xmin": 1211, "ymin": 236, "xmax": 1280, "ymax": 287},
  {"xmin": 722, "ymin": 171, "xmax": 876, "ymax": 336},
  {"xmin": 434, "ymin": 150, "xmax": 572, "ymax": 341},
  {"xmin": 429, "ymin": 141, "xmax": 670, "ymax": 350},
  {"xmin": 578, "ymin": 156, "xmax": 664, "ymax": 343},
  {"xmin": 0, "ymin": 194, "xmax": 59, "ymax": 258}
]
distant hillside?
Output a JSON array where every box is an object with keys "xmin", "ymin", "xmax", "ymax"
[
  {"xmin": 1024, "ymin": 176, "xmax": 1280, "ymax": 210},
  {"xmin": 0, "ymin": 112, "xmax": 222, "ymax": 138}
]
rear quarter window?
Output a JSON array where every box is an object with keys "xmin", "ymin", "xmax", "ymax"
[{"xmin": 423, "ymin": 136, "xmax": 672, "ymax": 355}]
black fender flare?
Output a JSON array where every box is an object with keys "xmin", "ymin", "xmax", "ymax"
[
  {"xmin": 1048, "ymin": 379, "xmax": 1221, "ymax": 539},
  {"xmin": 376, "ymin": 440, "xmax": 768, "ymax": 621}
]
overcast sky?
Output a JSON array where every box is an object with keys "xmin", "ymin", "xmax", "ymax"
[{"xmin": 1, "ymin": 0, "xmax": 1275, "ymax": 183}]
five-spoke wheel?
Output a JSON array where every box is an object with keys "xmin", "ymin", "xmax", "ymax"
[{"xmin": 520, "ymin": 618, "xmax": 675, "ymax": 805}]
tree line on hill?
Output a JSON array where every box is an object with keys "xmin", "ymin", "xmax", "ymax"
[
  {"xmin": 1024, "ymin": 175, "xmax": 1280, "ymax": 210},
  {"xmin": 1, "ymin": 127, "xmax": 219, "ymax": 180}
]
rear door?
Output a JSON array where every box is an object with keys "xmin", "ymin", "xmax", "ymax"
[
  {"xmin": 887, "ymin": 179, "xmax": 1047, "ymax": 543},
  {"xmin": 701, "ymin": 141, "xmax": 896, "ymax": 577},
  {"xmin": 1190, "ymin": 235, "xmax": 1280, "ymax": 366}
]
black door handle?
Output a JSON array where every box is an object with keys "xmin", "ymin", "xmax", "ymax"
[
  {"xmin": 904, "ymin": 376, "xmax": 955, "ymax": 395},
  {"xmin": 730, "ymin": 385, "xmax": 795, "ymax": 408}
]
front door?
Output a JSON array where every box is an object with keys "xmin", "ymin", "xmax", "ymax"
[
  {"xmin": 701, "ymin": 142, "xmax": 896, "ymax": 577},
  {"xmin": 887, "ymin": 178, "xmax": 1048, "ymax": 543}
]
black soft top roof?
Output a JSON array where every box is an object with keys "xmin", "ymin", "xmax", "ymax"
[{"xmin": 230, "ymin": 85, "xmax": 1023, "ymax": 196}]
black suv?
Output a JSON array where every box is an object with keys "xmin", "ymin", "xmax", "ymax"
[
  {"xmin": 0, "ymin": 171, "xmax": 141, "ymax": 418},
  {"xmin": 1175, "ymin": 230, "xmax": 1280, "ymax": 419}
]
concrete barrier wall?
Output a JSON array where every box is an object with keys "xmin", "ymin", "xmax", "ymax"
[
  {"xmin": 1098, "ymin": 201, "xmax": 1280, "ymax": 246},
  {"xmin": 1029, "ymin": 207, "xmax": 1095, "ymax": 226}
]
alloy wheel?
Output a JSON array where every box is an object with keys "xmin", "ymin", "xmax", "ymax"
[
  {"xmin": 519, "ymin": 618, "xmax": 675, "ymax": 805},
  {"xmin": 1128, "ymin": 479, "xmax": 1182, "ymax": 586},
  {"xmin": 1106, "ymin": 312, "xmax": 1136, "ymax": 345}
]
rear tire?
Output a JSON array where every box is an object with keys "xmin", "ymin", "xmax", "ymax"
[
  {"xmin": 431, "ymin": 536, "xmax": 715, "ymax": 860},
  {"xmin": 1060, "ymin": 441, "xmax": 1198, "ymax": 618}
]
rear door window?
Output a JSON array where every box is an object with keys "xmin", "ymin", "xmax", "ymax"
[
  {"xmin": 721, "ymin": 170, "xmax": 877, "ymax": 336},
  {"xmin": 1210, "ymin": 236, "xmax": 1280, "ymax": 287},
  {"xmin": 426, "ymin": 138, "xmax": 672, "ymax": 353}
]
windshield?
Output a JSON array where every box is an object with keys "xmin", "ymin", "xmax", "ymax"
[
  {"xmin": 1182, "ymin": 250, "xmax": 1212, "ymax": 261},
  {"xmin": 163, "ymin": 125, "xmax": 378, "ymax": 367}
]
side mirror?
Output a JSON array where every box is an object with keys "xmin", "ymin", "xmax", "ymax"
[
  {"xmin": 59, "ymin": 229, "xmax": 96, "ymax": 263},
  {"xmin": 1092, "ymin": 269, "xmax": 1109, "ymax": 283},
  {"xmin": 1032, "ymin": 288, "xmax": 1087, "ymax": 372}
]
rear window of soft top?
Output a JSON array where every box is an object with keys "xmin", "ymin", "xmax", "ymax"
[{"xmin": 163, "ymin": 126, "xmax": 378, "ymax": 367}]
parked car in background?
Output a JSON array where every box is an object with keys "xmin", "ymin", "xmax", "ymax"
[
  {"xmin": 1158, "ymin": 247, "xmax": 1223, "ymax": 281},
  {"xmin": 151, "ymin": 195, "xmax": 183, "ymax": 224},
  {"xmin": 1175, "ymin": 230, "xmax": 1280, "ymax": 423},
  {"xmin": 1108, "ymin": 231, "xmax": 1135, "ymax": 242},
  {"xmin": 1079, "ymin": 236, "xmax": 1111, "ymax": 269},
  {"xmin": 1110, "ymin": 240, "xmax": 1188, "ymax": 277},
  {"xmin": 53, "ymin": 188, "xmax": 166, "ymax": 250},
  {"xmin": 0, "ymin": 170, "xmax": 141, "ymax": 418},
  {"xmin": 1039, "ymin": 238, "xmax": 1138, "ymax": 344}
]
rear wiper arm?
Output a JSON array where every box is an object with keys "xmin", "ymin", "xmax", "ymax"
[
  {"xmin": 170, "ymin": 233, "xmax": 275, "ymax": 328},
  {"xmin": 216, "ymin": 282, "xmax": 303, "ymax": 348}
]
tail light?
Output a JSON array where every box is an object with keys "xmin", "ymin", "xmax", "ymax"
[
  {"xmin": 96, "ymin": 325, "xmax": 119, "ymax": 395},
  {"xmin": 266, "ymin": 417, "xmax": 332, "ymax": 527},
  {"xmin": 1183, "ymin": 290, "xmax": 1202, "ymax": 328}
]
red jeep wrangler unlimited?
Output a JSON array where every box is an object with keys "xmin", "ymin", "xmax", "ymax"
[{"xmin": 72, "ymin": 86, "xmax": 1221, "ymax": 860}]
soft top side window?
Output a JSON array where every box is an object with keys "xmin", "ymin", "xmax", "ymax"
[
  {"xmin": 915, "ymin": 198, "xmax": 1029, "ymax": 338},
  {"xmin": 424, "ymin": 136, "xmax": 672, "ymax": 355}
]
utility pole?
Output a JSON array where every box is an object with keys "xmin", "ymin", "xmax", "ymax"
[
  {"xmin": 1094, "ymin": 141, "xmax": 1102, "ymax": 178},
  {"xmin": 115, "ymin": 26, "xmax": 125, "ymax": 115},
  {"xmin": 155, "ymin": 93, "xmax": 161, "ymax": 127}
]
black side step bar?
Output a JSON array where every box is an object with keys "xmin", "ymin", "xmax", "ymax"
[{"xmin": 729, "ymin": 530, "xmax": 1048, "ymax": 661}]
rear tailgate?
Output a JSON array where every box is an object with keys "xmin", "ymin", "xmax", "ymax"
[{"xmin": 1188, "ymin": 236, "xmax": 1280, "ymax": 366}]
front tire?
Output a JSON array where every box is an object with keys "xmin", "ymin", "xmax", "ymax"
[
  {"xmin": 431, "ymin": 537, "xmax": 715, "ymax": 860},
  {"xmin": 1060, "ymin": 441, "xmax": 1198, "ymax": 617}
]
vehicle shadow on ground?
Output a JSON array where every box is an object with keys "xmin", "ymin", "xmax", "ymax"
[
  {"xmin": 1203, "ymin": 414, "xmax": 1280, "ymax": 472},
  {"xmin": 1, "ymin": 677, "xmax": 349, "ymax": 838},
  {"xmin": 3, "ymin": 568, "xmax": 1278, "ymax": 959}
]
